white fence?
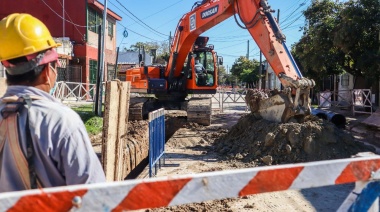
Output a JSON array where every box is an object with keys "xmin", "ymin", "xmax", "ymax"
[
  {"xmin": 53, "ymin": 81, "xmax": 250, "ymax": 112},
  {"xmin": 53, "ymin": 81, "xmax": 97, "ymax": 101},
  {"xmin": 318, "ymin": 89, "xmax": 373, "ymax": 115}
]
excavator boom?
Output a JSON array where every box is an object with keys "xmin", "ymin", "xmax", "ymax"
[{"xmin": 166, "ymin": 0, "xmax": 314, "ymax": 122}]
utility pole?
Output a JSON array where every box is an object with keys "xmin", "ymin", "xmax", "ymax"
[
  {"xmin": 246, "ymin": 40, "xmax": 249, "ymax": 59},
  {"xmin": 277, "ymin": 9, "xmax": 283, "ymax": 91},
  {"xmin": 95, "ymin": 0, "xmax": 108, "ymax": 116},
  {"xmin": 258, "ymin": 52, "xmax": 262, "ymax": 89},
  {"xmin": 378, "ymin": 28, "xmax": 380, "ymax": 105},
  {"xmin": 62, "ymin": 0, "xmax": 65, "ymax": 37},
  {"xmin": 169, "ymin": 31, "xmax": 172, "ymax": 53}
]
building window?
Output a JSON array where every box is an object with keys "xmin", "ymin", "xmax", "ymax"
[
  {"xmin": 88, "ymin": 7, "xmax": 102, "ymax": 33},
  {"xmin": 107, "ymin": 63, "xmax": 115, "ymax": 80},
  {"xmin": 341, "ymin": 73, "xmax": 349, "ymax": 87},
  {"xmin": 108, "ymin": 21, "xmax": 113, "ymax": 37},
  {"xmin": 89, "ymin": 60, "xmax": 98, "ymax": 84}
]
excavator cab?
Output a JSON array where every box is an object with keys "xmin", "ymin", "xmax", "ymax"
[
  {"xmin": 193, "ymin": 51, "xmax": 214, "ymax": 87},
  {"xmin": 185, "ymin": 36, "xmax": 219, "ymax": 93}
]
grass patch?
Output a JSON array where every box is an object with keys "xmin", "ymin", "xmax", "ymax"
[{"xmin": 71, "ymin": 104, "xmax": 103, "ymax": 135}]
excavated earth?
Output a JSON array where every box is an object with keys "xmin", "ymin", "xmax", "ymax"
[
  {"xmin": 213, "ymin": 114, "xmax": 373, "ymax": 166},
  {"xmin": 143, "ymin": 111, "xmax": 377, "ymax": 212},
  {"xmin": 90, "ymin": 105, "xmax": 378, "ymax": 211}
]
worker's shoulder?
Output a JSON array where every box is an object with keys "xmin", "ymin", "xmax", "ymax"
[{"xmin": 31, "ymin": 99, "xmax": 81, "ymax": 121}]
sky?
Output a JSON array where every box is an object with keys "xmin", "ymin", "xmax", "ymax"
[{"xmin": 107, "ymin": 0, "xmax": 312, "ymax": 71}]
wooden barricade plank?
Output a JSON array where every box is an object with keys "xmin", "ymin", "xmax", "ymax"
[
  {"xmin": 102, "ymin": 81, "xmax": 119, "ymax": 181},
  {"xmin": 115, "ymin": 81, "xmax": 130, "ymax": 181},
  {"xmin": 102, "ymin": 80, "xmax": 131, "ymax": 181}
]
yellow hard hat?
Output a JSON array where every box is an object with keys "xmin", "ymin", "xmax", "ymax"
[{"xmin": 0, "ymin": 13, "xmax": 60, "ymax": 61}]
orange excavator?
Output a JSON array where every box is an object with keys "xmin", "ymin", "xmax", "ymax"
[{"xmin": 123, "ymin": 0, "xmax": 315, "ymax": 125}]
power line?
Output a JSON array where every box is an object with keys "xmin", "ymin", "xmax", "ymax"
[
  {"xmin": 140, "ymin": 1, "xmax": 182, "ymax": 21},
  {"xmin": 281, "ymin": 0, "xmax": 308, "ymax": 26},
  {"xmin": 212, "ymin": 38, "xmax": 251, "ymax": 42},
  {"xmin": 283, "ymin": 0, "xmax": 303, "ymax": 14},
  {"xmin": 112, "ymin": 0, "xmax": 168, "ymax": 38},
  {"xmin": 282, "ymin": 14, "xmax": 304, "ymax": 30},
  {"xmin": 40, "ymin": 0, "xmax": 98, "ymax": 28},
  {"xmin": 116, "ymin": 22, "xmax": 163, "ymax": 43},
  {"xmin": 54, "ymin": 0, "xmax": 84, "ymax": 38},
  {"xmin": 216, "ymin": 41, "xmax": 246, "ymax": 50}
]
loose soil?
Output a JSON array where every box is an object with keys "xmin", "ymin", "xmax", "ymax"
[
  {"xmin": 142, "ymin": 109, "xmax": 378, "ymax": 212},
  {"xmin": 214, "ymin": 114, "xmax": 373, "ymax": 166}
]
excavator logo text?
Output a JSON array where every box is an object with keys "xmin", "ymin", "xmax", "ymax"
[
  {"xmin": 190, "ymin": 13, "xmax": 196, "ymax": 31},
  {"xmin": 201, "ymin": 5, "xmax": 219, "ymax": 19}
]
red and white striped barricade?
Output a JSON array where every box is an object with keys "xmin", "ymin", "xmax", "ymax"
[{"xmin": 1, "ymin": 155, "xmax": 380, "ymax": 211}]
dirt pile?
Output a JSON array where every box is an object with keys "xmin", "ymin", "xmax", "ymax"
[{"xmin": 213, "ymin": 114, "xmax": 374, "ymax": 166}]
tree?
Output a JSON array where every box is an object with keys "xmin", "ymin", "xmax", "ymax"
[
  {"xmin": 293, "ymin": 0, "xmax": 380, "ymax": 88},
  {"xmin": 217, "ymin": 65, "xmax": 227, "ymax": 85},
  {"xmin": 229, "ymin": 56, "xmax": 260, "ymax": 86},
  {"xmin": 292, "ymin": 0, "xmax": 345, "ymax": 83},
  {"xmin": 125, "ymin": 41, "xmax": 171, "ymax": 64},
  {"xmin": 333, "ymin": 0, "xmax": 380, "ymax": 81}
]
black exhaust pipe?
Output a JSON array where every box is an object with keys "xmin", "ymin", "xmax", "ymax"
[{"xmin": 311, "ymin": 108, "xmax": 346, "ymax": 128}]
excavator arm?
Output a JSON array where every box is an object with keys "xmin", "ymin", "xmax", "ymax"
[{"xmin": 166, "ymin": 0, "xmax": 315, "ymax": 122}]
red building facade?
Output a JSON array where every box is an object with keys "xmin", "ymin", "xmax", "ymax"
[{"xmin": 0, "ymin": 0, "xmax": 122, "ymax": 85}]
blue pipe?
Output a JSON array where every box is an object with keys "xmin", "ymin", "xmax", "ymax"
[{"xmin": 311, "ymin": 108, "xmax": 346, "ymax": 128}]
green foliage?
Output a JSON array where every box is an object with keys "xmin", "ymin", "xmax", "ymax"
[
  {"xmin": 156, "ymin": 51, "xmax": 170, "ymax": 64},
  {"xmin": 293, "ymin": 0, "xmax": 380, "ymax": 86},
  {"xmin": 217, "ymin": 65, "xmax": 227, "ymax": 84},
  {"xmin": 293, "ymin": 0, "xmax": 345, "ymax": 82},
  {"xmin": 333, "ymin": 0, "xmax": 380, "ymax": 79},
  {"xmin": 71, "ymin": 104, "xmax": 103, "ymax": 135},
  {"xmin": 230, "ymin": 57, "xmax": 260, "ymax": 85},
  {"xmin": 126, "ymin": 41, "xmax": 170, "ymax": 65}
]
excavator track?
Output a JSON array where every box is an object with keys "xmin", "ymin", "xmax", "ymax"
[
  {"xmin": 187, "ymin": 97, "xmax": 212, "ymax": 126},
  {"xmin": 129, "ymin": 97, "xmax": 156, "ymax": 120}
]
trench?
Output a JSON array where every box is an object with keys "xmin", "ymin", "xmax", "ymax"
[{"xmin": 124, "ymin": 115, "xmax": 187, "ymax": 179}]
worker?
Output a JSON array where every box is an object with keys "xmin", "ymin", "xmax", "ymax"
[
  {"xmin": 0, "ymin": 13, "xmax": 106, "ymax": 192},
  {"xmin": 194, "ymin": 56, "xmax": 207, "ymax": 86},
  {"xmin": 194, "ymin": 57, "xmax": 205, "ymax": 74}
]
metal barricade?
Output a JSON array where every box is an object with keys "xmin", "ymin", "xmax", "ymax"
[
  {"xmin": 318, "ymin": 89, "xmax": 352, "ymax": 108},
  {"xmin": 53, "ymin": 81, "xmax": 98, "ymax": 102},
  {"xmin": 189, "ymin": 88, "xmax": 250, "ymax": 113},
  {"xmin": 220, "ymin": 88, "xmax": 249, "ymax": 112},
  {"xmin": 352, "ymin": 89, "xmax": 373, "ymax": 115},
  {"xmin": 318, "ymin": 91, "xmax": 332, "ymax": 108},
  {"xmin": 149, "ymin": 108, "xmax": 165, "ymax": 177}
]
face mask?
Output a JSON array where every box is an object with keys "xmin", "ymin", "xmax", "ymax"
[
  {"xmin": 195, "ymin": 60, "xmax": 199, "ymax": 64},
  {"xmin": 48, "ymin": 64, "xmax": 58, "ymax": 96},
  {"xmin": 50, "ymin": 82, "xmax": 58, "ymax": 95}
]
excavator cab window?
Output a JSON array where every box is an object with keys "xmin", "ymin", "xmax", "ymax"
[{"xmin": 194, "ymin": 51, "xmax": 215, "ymax": 87}]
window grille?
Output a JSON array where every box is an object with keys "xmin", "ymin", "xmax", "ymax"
[
  {"xmin": 88, "ymin": 7, "xmax": 102, "ymax": 33},
  {"xmin": 341, "ymin": 73, "xmax": 349, "ymax": 87},
  {"xmin": 108, "ymin": 21, "xmax": 113, "ymax": 37}
]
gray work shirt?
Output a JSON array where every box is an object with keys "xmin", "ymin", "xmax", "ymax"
[{"xmin": 0, "ymin": 86, "xmax": 106, "ymax": 192}]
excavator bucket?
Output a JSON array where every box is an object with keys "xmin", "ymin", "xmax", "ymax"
[{"xmin": 245, "ymin": 89, "xmax": 311, "ymax": 123}]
